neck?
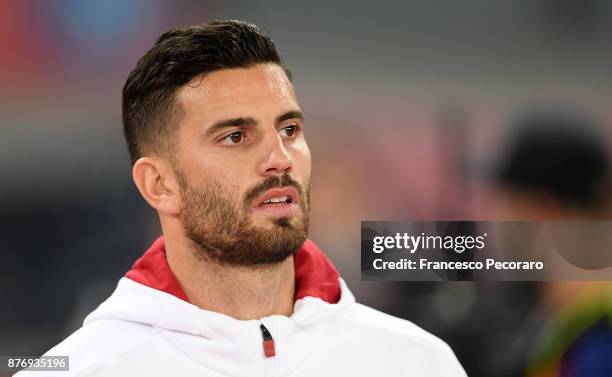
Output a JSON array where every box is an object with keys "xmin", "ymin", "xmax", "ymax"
[{"xmin": 164, "ymin": 233, "xmax": 295, "ymax": 320}]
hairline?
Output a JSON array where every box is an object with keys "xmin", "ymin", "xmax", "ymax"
[{"xmin": 140, "ymin": 62, "xmax": 292, "ymax": 166}]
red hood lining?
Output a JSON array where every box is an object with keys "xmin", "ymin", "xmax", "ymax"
[{"xmin": 125, "ymin": 236, "xmax": 341, "ymax": 305}]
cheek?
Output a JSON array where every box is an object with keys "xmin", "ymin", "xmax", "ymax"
[
  {"xmin": 181, "ymin": 146, "xmax": 249, "ymax": 188},
  {"xmin": 177, "ymin": 128, "xmax": 249, "ymax": 186},
  {"xmin": 202, "ymin": 160, "xmax": 252, "ymax": 203},
  {"xmin": 292, "ymin": 141, "xmax": 312, "ymax": 181}
]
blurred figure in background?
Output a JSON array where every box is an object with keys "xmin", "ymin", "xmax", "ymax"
[
  {"xmin": 494, "ymin": 109, "xmax": 612, "ymax": 220},
  {"xmin": 491, "ymin": 108, "xmax": 612, "ymax": 377}
]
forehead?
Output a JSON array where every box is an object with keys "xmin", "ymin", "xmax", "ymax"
[{"xmin": 176, "ymin": 63, "xmax": 297, "ymax": 122}]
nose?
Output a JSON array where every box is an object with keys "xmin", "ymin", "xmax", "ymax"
[{"xmin": 257, "ymin": 131, "xmax": 293, "ymax": 177}]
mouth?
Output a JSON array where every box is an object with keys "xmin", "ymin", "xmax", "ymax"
[{"xmin": 252, "ymin": 187, "xmax": 300, "ymax": 217}]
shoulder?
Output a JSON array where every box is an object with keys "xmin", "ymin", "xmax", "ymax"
[
  {"xmin": 332, "ymin": 302, "xmax": 466, "ymax": 376},
  {"xmin": 342, "ymin": 303, "xmax": 450, "ymax": 346},
  {"xmin": 14, "ymin": 319, "xmax": 158, "ymax": 377}
]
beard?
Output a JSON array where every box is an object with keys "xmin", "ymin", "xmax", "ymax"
[{"xmin": 177, "ymin": 171, "xmax": 310, "ymax": 266}]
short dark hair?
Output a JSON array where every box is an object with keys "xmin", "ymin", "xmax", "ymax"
[
  {"xmin": 122, "ymin": 20, "xmax": 290, "ymax": 164},
  {"xmin": 496, "ymin": 110, "xmax": 611, "ymax": 210}
]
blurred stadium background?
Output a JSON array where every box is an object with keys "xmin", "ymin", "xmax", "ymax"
[{"xmin": 1, "ymin": 1, "xmax": 612, "ymax": 376}]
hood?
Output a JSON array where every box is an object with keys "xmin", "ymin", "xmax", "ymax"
[{"xmin": 84, "ymin": 237, "xmax": 355, "ymax": 337}]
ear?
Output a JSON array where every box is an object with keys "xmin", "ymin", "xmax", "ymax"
[{"xmin": 132, "ymin": 157, "xmax": 181, "ymax": 216}]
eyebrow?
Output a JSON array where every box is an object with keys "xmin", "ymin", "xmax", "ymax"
[
  {"xmin": 204, "ymin": 110, "xmax": 304, "ymax": 137},
  {"xmin": 276, "ymin": 110, "xmax": 304, "ymax": 123},
  {"xmin": 205, "ymin": 117, "xmax": 257, "ymax": 137}
]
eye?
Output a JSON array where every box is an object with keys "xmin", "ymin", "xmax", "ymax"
[
  {"xmin": 221, "ymin": 131, "xmax": 246, "ymax": 145},
  {"xmin": 280, "ymin": 125, "xmax": 298, "ymax": 138}
]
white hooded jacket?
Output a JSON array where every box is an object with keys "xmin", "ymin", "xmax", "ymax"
[{"xmin": 16, "ymin": 237, "xmax": 467, "ymax": 377}]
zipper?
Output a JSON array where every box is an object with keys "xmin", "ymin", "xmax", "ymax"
[{"xmin": 260, "ymin": 323, "xmax": 276, "ymax": 358}]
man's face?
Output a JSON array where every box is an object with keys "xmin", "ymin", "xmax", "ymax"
[{"xmin": 173, "ymin": 63, "xmax": 311, "ymax": 266}]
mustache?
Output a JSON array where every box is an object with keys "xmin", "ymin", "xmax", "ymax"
[{"xmin": 243, "ymin": 174, "xmax": 306, "ymax": 208}]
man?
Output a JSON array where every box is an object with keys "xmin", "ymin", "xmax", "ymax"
[
  {"xmin": 492, "ymin": 110, "xmax": 612, "ymax": 377},
  {"xmin": 17, "ymin": 20, "xmax": 466, "ymax": 376}
]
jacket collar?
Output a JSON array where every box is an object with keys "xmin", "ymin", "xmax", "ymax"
[{"xmin": 125, "ymin": 236, "xmax": 341, "ymax": 304}]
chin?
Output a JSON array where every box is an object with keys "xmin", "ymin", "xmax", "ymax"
[
  {"xmin": 252, "ymin": 212, "xmax": 298, "ymax": 227},
  {"xmin": 272, "ymin": 217, "xmax": 293, "ymax": 228}
]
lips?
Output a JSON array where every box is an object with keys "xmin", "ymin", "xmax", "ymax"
[
  {"xmin": 254, "ymin": 187, "xmax": 299, "ymax": 207},
  {"xmin": 252, "ymin": 187, "xmax": 300, "ymax": 218}
]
